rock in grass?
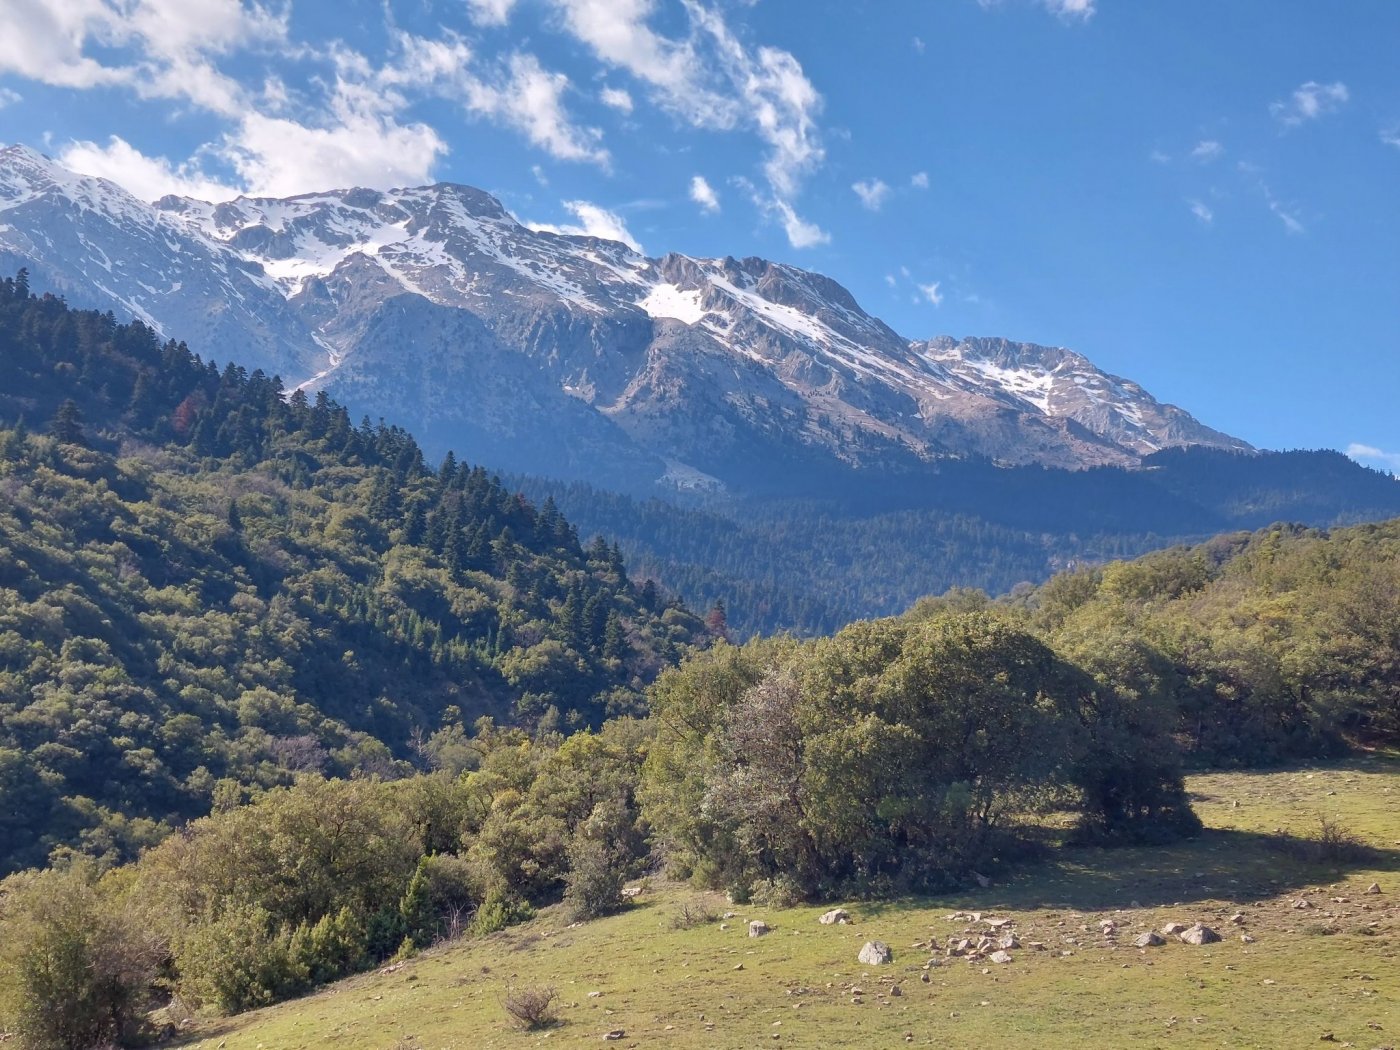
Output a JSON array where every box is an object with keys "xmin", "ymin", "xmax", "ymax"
[
  {"xmin": 1178, "ymin": 923, "xmax": 1221, "ymax": 945},
  {"xmin": 989, "ymin": 950, "xmax": 1013, "ymax": 964},
  {"xmin": 1133, "ymin": 932, "xmax": 1166, "ymax": 948},
  {"xmin": 1160, "ymin": 922, "xmax": 1189, "ymax": 936},
  {"xmin": 858, "ymin": 941, "xmax": 893, "ymax": 965},
  {"xmin": 749, "ymin": 920, "xmax": 771, "ymax": 938},
  {"xmin": 820, "ymin": 908, "xmax": 852, "ymax": 925}
]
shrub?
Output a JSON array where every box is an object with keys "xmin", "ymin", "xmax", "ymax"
[
  {"xmin": 669, "ymin": 900, "xmax": 720, "ymax": 930},
  {"xmin": 176, "ymin": 902, "xmax": 306, "ymax": 1013},
  {"xmin": 470, "ymin": 892, "xmax": 534, "ymax": 936},
  {"xmin": 563, "ymin": 835, "xmax": 626, "ymax": 923},
  {"xmin": 0, "ymin": 866, "xmax": 160, "ymax": 1050},
  {"xmin": 501, "ymin": 984, "xmax": 559, "ymax": 1030}
]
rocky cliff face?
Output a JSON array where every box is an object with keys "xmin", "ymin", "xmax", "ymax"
[{"xmin": 0, "ymin": 144, "xmax": 1251, "ymax": 492}]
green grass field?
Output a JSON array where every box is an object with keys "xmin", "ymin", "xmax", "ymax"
[{"xmin": 177, "ymin": 756, "xmax": 1400, "ymax": 1050}]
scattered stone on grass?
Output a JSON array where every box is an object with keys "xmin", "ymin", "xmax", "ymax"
[
  {"xmin": 820, "ymin": 908, "xmax": 852, "ymax": 925},
  {"xmin": 1160, "ymin": 922, "xmax": 1189, "ymax": 936},
  {"xmin": 749, "ymin": 920, "xmax": 771, "ymax": 938},
  {"xmin": 1133, "ymin": 932, "xmax": 1166, "ymax": 948},
  {"xmin": 989, "ymin": 950, "xmax": 1013, "ymax": 964},
  {"xmin": 858, "ymin": 941, "xmax": 893, "ymax": 965},
  {"xmin": 1179, "ymin": 923, "xmax": 1222, "ymax": 945}
]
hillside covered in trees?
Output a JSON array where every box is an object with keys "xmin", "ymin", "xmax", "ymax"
[
  {"xmin": 0, "ymin": 272, "xmax": 707, "ymax": 874},
  {"xmin": 517, "ymin": 443, "xmax": 1400, "ymax": 638}
]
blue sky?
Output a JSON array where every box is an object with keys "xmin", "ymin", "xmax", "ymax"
[{"xmin": 2, "ymin": 0, "xmax": 1398, "ymax": 469}]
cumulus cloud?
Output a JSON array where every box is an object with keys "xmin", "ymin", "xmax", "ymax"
[
  {"xmin": 1346, "ymin": 443, "xmax": 1400, "ymax": 474},
  {"xmin": 1188, "ymin": 198, "xmax": 1213, "ymax": 225},
  {"xmin": 852, "ymin": 178, "xmax": 890, "ymax": 211},
  {"xmin": 224, "ymin": 108, "xmax": 447, "ymax": 198},
  {"xmin": 600, "ymin": 85, "xmax": 634, "ymax": 112},
  {"xmin": 526, "ymin": 200, "xmax": 644, "ymax": 252},
  {"xmin": 2, "ymin": 0, "xmax": 828, "ymax": 246},
  {"xmin": 1271, "ymin": 81, "xmax": 1349, "ymax": 127},
  {"xmin": 918, "ymin": 281, "xmax": 943, "ymax": 307},
  {"xmin": 689, "ymin": 174, "xmax": 720, "ymax": 213},
  {"xmin": 0, "ymin": 0, "xmax": 282, "ymax": 108},
  {"xmin": 1382, "ymin": 126, "xmax": 1400, "ymax": 149},
  {"xmin": 0, "ymin": 87, "xmax": 20, "ymax": 108},
  {"xmin": 910, "ymin": 171, "xmax": 929, "ymax": 189},
  {"xmin": 59, "ymin": 135, "xmax": 241, "ymax": 200}
]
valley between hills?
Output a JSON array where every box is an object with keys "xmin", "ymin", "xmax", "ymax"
[{"xmin": 2, "ymin": 130, "xmax": 1400, "ymax": 1050}]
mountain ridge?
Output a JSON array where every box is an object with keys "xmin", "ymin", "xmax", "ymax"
[{"xmin": 0, "ymin": 143, "xmax": 1249, "ymax": 494}]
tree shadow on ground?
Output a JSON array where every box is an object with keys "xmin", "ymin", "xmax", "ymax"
[{"xmin": 853, "ymin": 827, "xmax": 1400, "ymax": 919}]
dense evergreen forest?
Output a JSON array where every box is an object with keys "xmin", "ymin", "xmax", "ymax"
[
  {"xmin": 0, "ymin": 272, "xmax": 707, "ymax": 874},
  {"xmin": 516, "ymin": 440, "xmax": 1400, "ymax": 639}
]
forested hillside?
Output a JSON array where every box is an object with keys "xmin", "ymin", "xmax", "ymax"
[
  {"xmin": 994, "ymin": 518, "xmax": 1400, "ymax": 761},
  {"xmin": 0, "ymin": 272, "xmax": 707, "ymax": 874},
  {"xmin": 519, "ymin": 444, "xmax": 1400, "ymax": 637}
]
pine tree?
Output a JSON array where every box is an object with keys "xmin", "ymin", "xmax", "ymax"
[{"xmin": 51, "ymin": 399, "xmax": 85, "ymax": 445}]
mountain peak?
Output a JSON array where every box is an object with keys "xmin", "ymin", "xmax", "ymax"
[{"xmin": 0, "ymin": 148, "xmax": 1252, "ymax": 489}]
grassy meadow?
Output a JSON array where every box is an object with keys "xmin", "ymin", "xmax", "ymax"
[{"xmin": 175, "ymin": 755, "xmax": 1400, "ymax": 1050}]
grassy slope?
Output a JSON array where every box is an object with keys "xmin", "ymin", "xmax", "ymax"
[{"xmin": 178, "ymin": 757, "xmax": 1400, "ymax": 1050}]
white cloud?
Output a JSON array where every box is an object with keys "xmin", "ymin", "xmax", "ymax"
[
  {"xmin": 689, "ymin": 174, "xmax": 720, "ymax": 213},
  {"xmin": 1045, "ymin": 0, "xmax": 1095, "ymax": 18},
  {"xmin": 918, "ymin": 281, "xmax": 943, "ymax": 307},
  {"xmin": 770, "ymin": 198, "xmax": 829, "ymax": 248},
  {"xmin": 0, "ymin": 0, "xmax": 282, "ymax": 108},
  {"xmin": 600, "ymin": 85, "xmax": 634, "ymax": 113},
  {"xmin": 1382, "ymin": 126, "xmax": 1400, "ymax": 149},
  {"xmin": 1346, "ymin": 443, "xmax": 1400, "ymax": 474},
  {"xmin": 466, "ymin": 0, "xmax": 520, "ymax": 26},
  {"xmin": 531, "ymin": 163, "xmax": 549, "ymax": 185},
  {"xmin": 1191, "ymin": 140, "xmax": 1223, "ymax": 162},
  {"xmin": 224, "ymin": 106, "xmax": 447, "ymax": 198},
  {"xmin": 374, "ymin": 33, "xmax": 609, "ymax": 166},
  {"xmin": 884, "ymin": 273, "xmax": 896, "ymax": 288},
  {"xmin": 465, "ymin": 53, "xmax": 609, "ymax": 166},
  {"xmin": 550, "ymin": 0, "xmax": 734, "ymax": 127},
  {"xmin": 1271, "ymin": 81, "xmax": 1349, "ymax": 127},
  {"xmin": 59, "ymin": 135, "xmax": 241, "ymax": 200},
  {"xmin": 0, "ymin": 87, "xmax": 20, "ymax": 108},
  {"xmin": 1256, "ymin": 181, "xmax": 1303, "ymax": 234},
  {"xmin": 1149, "ymin": 148, "xmax": 1172, "ymax": 164},
  {"xmin": 526, "ymin": 199, "xmax": 644, "ymax": 252},
  {"xmin": 0, "ymin": 0, "xmax": 133, "ymax": 90},
  {"xmin": 852, "ymin": 178, "xmax": 890, "ymax": 211},
  {"xmin": 550, "ymin": 1, "xmax": 824, "ymax": 239},
  {"xmin": 980, "ymin": 0, "xmax": 1095, "ymax": 20},
  {"xmin": 910, "ymin": 171, "xmax": 929, "ymax": 189},
  {"xmin": 1188, "ymin": 198, "xmax": 1213, "ymax": 225},
  {"xmin": 912, "ymin": 36, "xmax": 926, "ymax": 53}
]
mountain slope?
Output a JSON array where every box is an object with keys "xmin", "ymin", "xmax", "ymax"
[
  {"xmin": 0, "ymin": 278, "xmax": 707, "ymax": 873},
  {"xmin": 0, "ymin": 144, "xmax": 1249, "ymax": 494}
]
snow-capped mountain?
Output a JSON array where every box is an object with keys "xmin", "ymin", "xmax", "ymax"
[{"xmin": 0, "ymin": 144, "xmax": 1250, "ymax": 491}]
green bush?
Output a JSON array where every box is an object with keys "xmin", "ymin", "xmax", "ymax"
[
  {"xmin": 0, "ymin": 866, "xmax": 159, "ymax": 1050},
  {"xmin": 176, "ymin": 902, "xmax": 306, "ymax": 1014}
]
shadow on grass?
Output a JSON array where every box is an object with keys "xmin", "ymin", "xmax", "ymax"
[
  {"xmin": 846, "ymin": 825, "xmax": 1400, "ymax": 921},
  {"xmin": 982, "ymin": 827, "xmax": 1398, "ymax": 912}
]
